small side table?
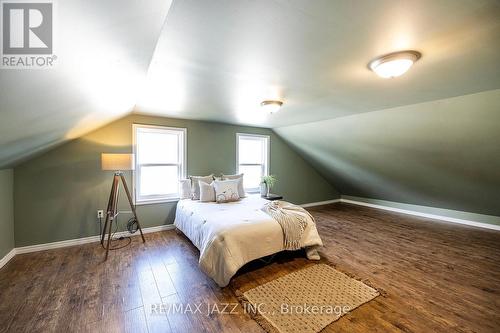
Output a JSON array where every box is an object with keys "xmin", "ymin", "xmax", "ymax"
[{"xmin": 262, "ymin": 194, "xmax": 283, "ymax": 201}]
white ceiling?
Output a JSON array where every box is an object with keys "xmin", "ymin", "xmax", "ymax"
[
  {"xmin": 136, "ymin": 0, "xmax": 500, "ymax": 127},
  {"xmin": 0, "ymin": 0, "xmax": 172, "ymax": 167},
  {"xmin": 1, "ymin": 0, "xmax": 500, "ymax": 167}
]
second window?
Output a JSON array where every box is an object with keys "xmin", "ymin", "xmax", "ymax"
[{"xmin": 236, "ymin": 133, "xmax": 270, "ymax": 192}]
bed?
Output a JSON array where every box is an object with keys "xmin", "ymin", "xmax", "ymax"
[{"xmin": 174, "ymin": 194, "xmax": 323, "ymax": 287}]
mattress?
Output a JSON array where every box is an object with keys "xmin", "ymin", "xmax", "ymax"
[{"xmin": 174, "ymin": 195, "xmax": 323, "ymax": 287}]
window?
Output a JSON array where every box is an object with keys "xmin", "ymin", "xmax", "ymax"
[
  {"xmin": 133, "ymin": 124, "xmax": 186, "ymax": 204},
  {"xmin": 236, "ymin": 133, "xmax": 270, "ymax": 192}
]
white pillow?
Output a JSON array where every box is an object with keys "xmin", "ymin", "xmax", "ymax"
[
  {"xmin": 221, "ymin": 173, "xmax": 246, "ymax": 198},
  {"xmin": 179, "ymin": 179, "xmax": 191, "ymax": 199},
  {"xmin": 190, "ymin": 174, "xmax": 214, "ymax": 200},
  {"xmin": 199, "ymin": 181, "xmax": 215, "ymax": 202},
  {"xmin": 213, "ymin": 179, "xmax": 241, "ymax": 203}
]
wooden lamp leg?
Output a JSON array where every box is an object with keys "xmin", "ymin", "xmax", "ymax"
[
  {"xmin": 120, "ymin": 174, "xmax": 145, "ymax": 243},
  {"xmin": 103, "ymin": 172, "xmax": 145, "ymax": 260},
  {"xmin": 101, "ymin": 175, "xmax": 117, "ymax": 245},
  {"xmin": 105, "ymin": 174, "xmax": 120, "ymax": 260}
]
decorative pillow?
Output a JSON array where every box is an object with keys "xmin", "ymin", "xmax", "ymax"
[
  {"xmin": 189, "ymin": 174, "xmax": 214, "ymax": 200},
  {"xmin": 199, "ymin": 181, "xmax": 215, "ymax": 202},
  {"xmin": 213, "ymin": 179, "xmax": 241, "ymax": 203},
  {"xmin": 221, "ymin": 173, "xmax": 246, "ymax": 198},
  {"xmin": 179, "ymin": 179, "xmax": 191, "ymax": 199}
]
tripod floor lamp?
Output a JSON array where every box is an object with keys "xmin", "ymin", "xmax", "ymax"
[{"xmin": 101, "ymin": 153, "xmax": 145, "ymax": 260}]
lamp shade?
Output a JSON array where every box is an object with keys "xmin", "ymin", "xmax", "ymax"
[{"xmin": 101, "ymin": 153, "xmax": 135, "ymax": 171}]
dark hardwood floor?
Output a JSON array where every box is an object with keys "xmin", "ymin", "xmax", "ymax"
[{"xmin": 1, "ymin": 203, "xmax": 499, "ymax": 333}]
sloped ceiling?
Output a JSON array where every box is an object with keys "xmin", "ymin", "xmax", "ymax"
[
  {"xmin": 136, "ymin": 0, "xmax": 500, "ymax": 127},
  {"xmin": 275, "ymin": 89, "xmax": 500, "ymax": 216},
  {"xmin": 0, "ymin": 0, "xmax": 173, "ymax": 168}
]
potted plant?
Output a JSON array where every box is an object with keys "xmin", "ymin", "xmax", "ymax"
[{"xmin": 261, "ymin": 175, "xmax": 277, "ymax": 197}]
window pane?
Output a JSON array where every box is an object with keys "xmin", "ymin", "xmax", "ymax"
[
  {"xmin": 139, "ymin": 165, "xmax": 178, "ymax": 196},
  {"xmin": 239, "ymin": 137, "xmax": 264, "ymax": 164},
  {"xmin": 137, "ymin": 131, "xmax": 178, "ymax": 164},
  {"xmin": 239, "ymin": 165, "xmax": 262, "ymax": 190}
]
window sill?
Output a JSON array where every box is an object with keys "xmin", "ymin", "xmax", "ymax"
[{"xmin": 135, "ymin": 197, "xmax": 180, "ymax": 206}]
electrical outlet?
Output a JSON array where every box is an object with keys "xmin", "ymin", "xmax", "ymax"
[{"xmin": 97, "ymin": 210, "xmax": 104, "ymax": 219}]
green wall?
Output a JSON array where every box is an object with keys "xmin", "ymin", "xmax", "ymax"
[
  {"xmin": 276, "ymin": 89, "xmax": 500, "ymax": 220},
  {"xmin": 0, "ymin": 169, "xmax": 15, "ymax": 258},
  {"xmin": 13, "ymin": 114, "xmax": 339, "ymax": 247}
]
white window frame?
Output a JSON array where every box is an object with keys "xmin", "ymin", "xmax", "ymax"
[
  {"xmin": 236, "ymin": 133, "xmax": 270, "ymax": 193},
  {"xmin": 133, "ymin": 124, "xmax": 187, "ymax": 205}
]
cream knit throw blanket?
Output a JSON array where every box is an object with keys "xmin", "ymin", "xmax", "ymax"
[{"xmin": 262, "ymin": 200, "xmax": 313, "ymax": 250}]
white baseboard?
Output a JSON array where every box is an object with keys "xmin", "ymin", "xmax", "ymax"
[
  {"xmin": 300, "ymin": 196, "xmax": 500, "ymax": 231},
  {"xmin": 2, "ymin": 224, "xmax": 176, "ymax": 267},
  {"xmin": 340, "ymin": 198, "xmax": 500, "ymax": 231},
  {"xmin": 300, "ymin": 199, "xmax": 341, "ymax": 208},
  {"xmin": 0, "ymin": 248, "xmax": 17, "ymax": 270}
]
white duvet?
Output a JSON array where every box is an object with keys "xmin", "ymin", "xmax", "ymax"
[{"xmin": 174, "ymin": 195, "xmax": 323, "ymax": 287}]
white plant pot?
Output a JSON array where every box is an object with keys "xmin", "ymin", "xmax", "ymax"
[{"xmin": 260, "ymin": 183, "xmax": 267, "ymax": 196}]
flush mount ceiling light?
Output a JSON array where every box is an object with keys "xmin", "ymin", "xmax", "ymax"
[
  {"xmin": 260, "ymin": 100, "xmax": 283, "ymax": 113},
  {"xmin": 368, "ymin": 50, "xmax": 421, "ymax": 78}
]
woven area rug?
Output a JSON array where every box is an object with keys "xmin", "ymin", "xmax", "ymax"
[{"xmin": 237, "ymin": 264, "xmax": 379, "ymax": 333}]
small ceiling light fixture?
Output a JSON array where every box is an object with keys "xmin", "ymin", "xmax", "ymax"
[
  {"xmin": 260, "ymin": 100, "xmax": 283, "ymax": 113},
  {"xmin": 368, "ymin": 50, "xmax": 421, "ymax": 78}
]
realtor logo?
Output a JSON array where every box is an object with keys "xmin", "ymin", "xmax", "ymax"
[{"xmin": 1, "ymin": 0, "xmax": 56, "ymax": 68}]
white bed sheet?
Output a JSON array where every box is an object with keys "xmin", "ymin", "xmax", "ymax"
[{"xmin": 174, "ymin": 195, "xmax": 323, "ymax": 287}]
